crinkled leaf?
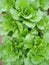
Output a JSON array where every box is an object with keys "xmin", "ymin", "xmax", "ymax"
[
  {"xmin": 24, "ymin": 58, "xmax": 33, "ymax": 65},
  {"xmin": 43, "ymin": 32, "xmax": 49, "ymax": 43},
  {"xmin": 37, "ymin": 16, "xmax": 49, "ymax": 30},
  {"xmin": 10, "ymin": 8, "xmax": 19, "ymax": 20},
  {"xmin": 30, "ymin": 0, "xmax": 40, "ymax": 9},
  {"xmin": 30, "ymin": 9, "xmax": 43, "ymax": 23},
  {"xmin": 23, "ymin": 21, "xmax": 35, "ymax": 29},
  {"xmin": 31, "ymin": 55, "xmax": 44, "ymax": 64},
  {"xmin": 40, "ymin": 0, "xmax": 49, "ymax": 10},
  {"xmin": 24, "ymin": 34, "xmax": 33, "ymax": 44}
]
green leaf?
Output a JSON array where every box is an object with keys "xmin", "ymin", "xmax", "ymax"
[
  {"xmin": 24, "ymin": 34, "xmax": 33, "ymax": 44},
  {"xmin": 31, "ymin": 55, "xmax": 44, "ymax": 64},
  {"xmin": 0, "ymin": 28, "xmax": 7, "ymax": 36},
  {"xmin": 30, "ymin": 0, "xmax": 40, "ymax": 9},
  {"xmin": 0, "ymin": 0, "xmax": 15, "ymax": 10},
  {"xmin": 0, "ymin": 0, "xmax": 6, "ymax": 13},
  {"xmin": 12, "ymin": 30, "xmax": 19, "ymax": 38},
  {"xmin": 24, "ymin": 43, "xmax": 33, "ymax": 49},
  {"xmin": 44, "ymin": 45, "xmax": 49, "ymax": 60},
  {"xmin": 40, "ymin": 0, "xmax": 49, "ymax": 10},
  {"xmin": 40, "ymin": 61, "xmax": 49, "ymax": 65},
  {"xmin": 22, "ymin": 14, "xmax": 33, "ymax": 19},
  {"xmin": 10, "ymin": 8, "xmax": 19, "ymax": 20},
  {"xmin": 24, "ymin": 58, "xmax": 33, "ymax": 65},
  {"xmin": 22, "ymin": 27, "xmax": 28, "ymax": 36},
  {"xmin": 15, "ymin": 0, "xmax": 29, "ymax": 11},
  {"xmin": 23, "ymin": 21, "xmax": 35, "ymax": 29},
  {"xmin": 37, "ymin": 16, "xmax": 49, "ymax": 30},
  {"xmin": 0, "ymin": 0, "xmax": 49, "ymax": 65},
  {"xmin": 43, "ymin": 32, "xmax": 49, "ymax": 43},
  {"xmin": 16, "ymin": 21, "xmax": 23, "ymax": 34},
  {"xmin": 30, "ymin": 9, "xmax": 43, "ymax": 23},
  {"xmin": 4, "ymin": 0, "xmax": 15, "ymax": 9},
  {"xmin": 2, "ymin": 36, "xmax": 12, "ymax": 46}
]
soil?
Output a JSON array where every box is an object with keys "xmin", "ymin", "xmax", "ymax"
[
  {"xmin": 0, "ymin": 61, "xmax": 3, "ymax": 65},
  {"xmin": 47, "ymin": 8, "xmax": 49, "ymax": 15},
  {"xmin": 0, "ymin": 35, "xmax": 2, "ymax": 44}
]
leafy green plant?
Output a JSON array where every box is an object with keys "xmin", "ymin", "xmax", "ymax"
[{"xmin": 0, "ymin": 0, "xmax": 49, "ymax": 65}]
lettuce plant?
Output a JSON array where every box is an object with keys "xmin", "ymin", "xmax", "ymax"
[{"xmin": 0, "ymin": 0, "xmax": 49, "ymax": 65}]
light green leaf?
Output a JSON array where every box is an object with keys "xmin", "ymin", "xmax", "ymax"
[
  {"xmin": 43, "ymin": 32, "xmax": 49, "ymax": 43},
  {"xmin": 30, "ymin": 9, "xmax": 43, "ymax": 23},
  {"xmin": 40, "ymin": 0, "xmax": 49, "ymax": 10},
  {"xmin": 24, "ymin": 58, "xmax": 33, "ymax": 65},
  {"xmin": 16, "ymin": 21, "xmax": 23, "ymax": 34},
  {"xmin": 37, "ymin": 16, "xmax": 49, "ymax": 30},
  {"xmin": 31, "ymin": 55, "xmax": 44, "ymax": 64},
  {"xmin": 40, "ymin": 61, "xmax": 49, "ymax": 65},
  {"xmin": 23, "ymin": 21, "xmax": 35, "ymax": 29},
  {"xmin": 24, "ymin": 34, "xmax": 33, "ymax": 44},
  {"xmin": 10, "ymin": 8, "xmax": 19, "ymax": 20},
  {"xmin": 12, "ymin": 30, "xmax": 19, "ymax": 38},
  {"xmin": 30, "ymin": 0, "xmax": 40, "ymax": 9},
  {"xmin": 15, "ymin": 0, "xmax": 29, "ymax": 11}
]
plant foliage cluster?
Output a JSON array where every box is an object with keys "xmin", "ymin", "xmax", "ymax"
[{"xmin": 0, "ymin": 0, "xmax": 49, "ymax": 65}]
